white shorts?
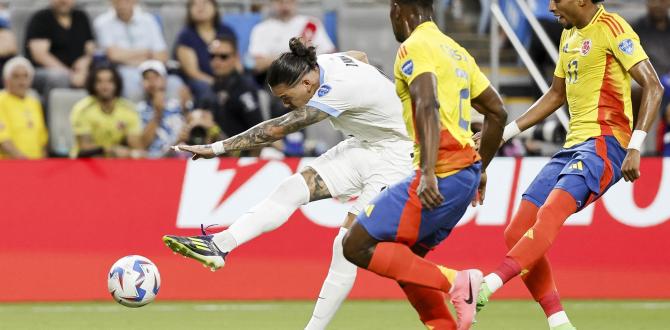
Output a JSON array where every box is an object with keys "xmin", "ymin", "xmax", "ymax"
[{"xmin": 305, "ymin": 138, "xmax": 414, "ymax": 215}]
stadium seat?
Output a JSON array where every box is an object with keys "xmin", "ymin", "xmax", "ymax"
[
  {"xmin": 47, "ymin": 88, "xmax": 87, "ymax": 157},
  {"xmin": 337, "ymin": 5, "xmax": 397, "ymax": 75},
  {"xmin": 222, "ymin": 13, "xmax": 262, "ymax": 60},
  {"xmin": 159, "ymin": 5, "xmax": 187, "ymax": 53},
  {"xmin": 9, "ymin": 6, "xmax": 34, "ymax": 50}
]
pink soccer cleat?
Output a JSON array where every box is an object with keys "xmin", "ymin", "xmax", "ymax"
[{"xmin": 449, "ymin": 269, "xmax": 484, "ymax": 330}]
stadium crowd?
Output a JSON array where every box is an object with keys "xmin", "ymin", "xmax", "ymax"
[{"xmin": 0, "ymin": 0, "xmax": 669, "ymax": 159}]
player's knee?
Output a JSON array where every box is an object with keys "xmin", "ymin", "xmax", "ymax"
[
  {"xmin": 271, "ymin": 173, "xmax": 311, "ymax": 207},
  {"xmin": 341, "ymin": 232, "xmax": 368, "ymax": 268},
  {"xmin": 503, "ymin": 225, "xmax": 523, "ymax": 248}
]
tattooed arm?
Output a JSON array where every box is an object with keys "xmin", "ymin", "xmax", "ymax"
[{"xmin": 175, "ymin": 105, "xmax": 330, "ymax": 159}]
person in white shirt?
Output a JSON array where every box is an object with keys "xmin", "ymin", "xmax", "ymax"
[
  {"xmin": 94, "ymin": 0, "xmax": 182, "ymax": 101},
  {"xmin": 249, "ymin": 0, "xmax": 335, "ymax": 74},
  {"xmin": 165, "ymin": 38, "xmax": 412, "ymax": 330}
]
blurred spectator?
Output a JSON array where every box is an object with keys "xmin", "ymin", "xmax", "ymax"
[
  {"xmin": 0, "ymin": 11, "xmax": 17, "ymax": 89},
  {"xmin": 137, "ymin": 60, "xmax": 185, "ymax": 158},
  {"xmin": 248, "ymin": 0, "xmax": 334, "ymax": 77},
  {"xmin": 203, "ymin": 36, "xmax": 265, "ymax": 138},
  {"xmin": 94, "ymin": 0, "xmax": 182, "ymax": 101},
  {"xmin": 25, "ymin": 0, "xmax": 95, "ymax": 100},
  {"xmin": 176, "ymin": 109, "xmax": 222, "ymax": 148},
  {"xmin": 0, "ymin": 57, "xmax": 48, "ymax": 159},
  {"xmin": 633, "ymin": 0, "xmax": 670, "ymax": 75},
  {"xmin": 175, "ymin": 0, "xmax": 236, "ymax": 103},
  {"xmin": 70, "ymin": 64, "xmax": 143, "ymax": 158}
]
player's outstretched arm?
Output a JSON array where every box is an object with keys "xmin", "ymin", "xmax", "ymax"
[
  {"xmin": 174, "ymin": 105, "xmax": 329, "ymax": 160},
  {"xmin": 471, "ymin": 86, "xmax": 507, "ymax": 206},
  {"xmin": 410, "ymin": 72, "xmax": 444, "ymax": 210},
  {"xmin": 512, "ymin": 75, "xmax": 566, "ymax": 135},
  {"xmin": 471, "ymin": 86, "xmax": 507, "ymax": 170},
  {"xmin": 622, "ymin": 59, "xmax": 665, "ymax": 182}
]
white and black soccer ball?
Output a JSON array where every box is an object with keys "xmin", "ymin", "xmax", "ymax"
[{"xmin": 107, "ymin": 255, "xmax": 161, "ymax": 308}]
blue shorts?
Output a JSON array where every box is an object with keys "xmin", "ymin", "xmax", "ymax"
[
  {"xmin": 523, "ymin": 136, "xmax": 626, "ymax": 209},
  {"xmin": 357, "ymin": 163, "xmax": 481, "ymax": 249}
]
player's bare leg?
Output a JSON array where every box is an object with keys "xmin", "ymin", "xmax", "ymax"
[
  {"xmin": 342, "ymin": 222, "xmax": 480, "ymax": 330},
  {"xmin": 305, "ymin": 213, "xmax": 358, "ymax": 330}
]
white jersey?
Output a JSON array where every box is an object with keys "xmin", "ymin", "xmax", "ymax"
[{"xmin": 306, "ymin": 54, "xmax": 410, "ymax": 143}]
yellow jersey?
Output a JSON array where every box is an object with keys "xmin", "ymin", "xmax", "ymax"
[
  {"xmin": 70, "ymin": 96, "xmax": 141, "ymax": 155},
  {"xmin": 0, "ymin": 91, "xmax": 48, "ymax": 159},
  {"xmin": 394, "ymin": 21, "xmax": 489, "ymax": 177},
  {"xmin": 555, "ymin": 6, "xmax": 648, "ymax": 148}
]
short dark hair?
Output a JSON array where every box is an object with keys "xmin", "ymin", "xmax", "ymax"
[
  {"xmin": 86, "ymin": 64, "xmax": 123, "ymax": 98},
  {"xmin": 212, "ymin": 35, "xmax": 238, "ymax": 53},
  {"xmin": 186, "ymin": 0, "xmax": 221, "ymax": 30},
  {"xmin": 267, "ymin": 37, "xmax": 318, "ymax": 88},
  {"xmin": 396, "ymin": 0, "xmax": 434, "ymax": 8}
]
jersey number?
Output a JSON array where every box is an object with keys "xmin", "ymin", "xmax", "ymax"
[
  {"xmin": 567, "ymin": 60, "xmax": 579, "ymax": 84},
  {"xmin": 455, "ymin": 69, "xmax": 470, "ymax": 131}
]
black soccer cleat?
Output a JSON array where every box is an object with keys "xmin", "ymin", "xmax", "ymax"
[{"xmin": 163, "ymin": 233, "xmax": 227, "ymax": 271}]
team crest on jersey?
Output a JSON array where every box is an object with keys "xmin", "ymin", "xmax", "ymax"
[
  {"xmin": 401, "ymin": 60, "xmax": 414, "ymax": 76},
  {"xmin": 317, "ymin": 84, "xmax": 332, "ymax": 97},
  {"xmin": 580, "ymin": 40, "xmax": 592, "ymax": 56},
  {"xmin": 619, "ymin": 39, "xmax": 634, "ymax": 55}
]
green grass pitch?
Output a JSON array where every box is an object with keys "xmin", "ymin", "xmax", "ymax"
[{"xmin": 1, "ymin": 300, "xmax": 668, "ymax": 329}]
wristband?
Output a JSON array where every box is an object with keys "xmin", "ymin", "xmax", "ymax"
[
  {"xmin": 627, "ymin": 130, "xmax": 647, "ymax": 151},
  {"xmin": 502, "ymin": 121, "xmax": 521, "ymax": 142},
  {"xmin": 211, "ymin": 141, "xmax": 226, "ymax": 155}
]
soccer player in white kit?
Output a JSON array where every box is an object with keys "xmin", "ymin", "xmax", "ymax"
[{"xmin": 165, "ymin": 37, "xmax": 414, "ymax": 329}]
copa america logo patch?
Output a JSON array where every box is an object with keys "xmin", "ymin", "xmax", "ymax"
[
  {"xmin": 317, "ymin": 84, "xmax": 332, "ymax": 97},
  {"xmin": 619, "ymin": 39, "xmax": 634, "ymax": 55},
  {"xmin": 401, "ymin": 60, "xmax": 414, "ymax": 76},
  {"xmin": 580, "ymin": 40, "xmax": 592, "ymax": 56}
]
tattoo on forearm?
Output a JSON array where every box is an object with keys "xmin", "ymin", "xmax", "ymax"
[{"xmin": 222, "ymin": 106, "xmax": 329, "ymax": 152}]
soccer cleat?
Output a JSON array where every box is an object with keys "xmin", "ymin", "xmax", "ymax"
[
  {"xmin": 551, "ymin": 323, "xmax": 577, "ymax": 330},
  {"xmin": 449, "ymin": 269, "xmax": 483, "ymax": 330},
  {"xmin": 476, "ymin": 281, "xmax": 493, "ymax": 313},
  {"xmin": 163, "ymin": 233, "xmax": 227, "ymax": 271}
]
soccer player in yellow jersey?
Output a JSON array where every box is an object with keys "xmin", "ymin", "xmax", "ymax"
[
  {"xmin": 476, "ymin": 1, "xmax": 665, "ymax": 329},
  {"xmin": 342, "ymin": 0, "xmax": 506, "ymax": 329}
]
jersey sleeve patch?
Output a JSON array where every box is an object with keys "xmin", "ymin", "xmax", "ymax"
[
  {"xmin": 317, "ymin": 84, "xmax": 332, "ymax": 97},
  {"xmin": 618, "ymin": 39, "xmax": 634, "ymax": 55},
  {"xmin": 401, "ymin": 59, "xmax": 414, "ymax": 76}
]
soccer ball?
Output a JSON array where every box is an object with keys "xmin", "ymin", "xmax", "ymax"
[{"xmin": 107, "ymin": 255, "xmax": 161, "ymax": 308}]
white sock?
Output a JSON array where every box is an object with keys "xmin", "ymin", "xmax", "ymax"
[
  {"xmin": 483, "ymin": 273, "xmax": 504, "ymax": 293},
  {"xmin": 548, "ymin": 311, "xmax": 570, "ymax": 327},
  {"xmin": 213, "ymin": 174, "xmax": 311, "ymax": 252},
  {"xmin": 305, "ymin": 228, "xmax": 357, "ymax": 330}
]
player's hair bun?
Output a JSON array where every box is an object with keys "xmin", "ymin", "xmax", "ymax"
[{"xmin": 289, "ymin": 37, "xmax": 317, "ymax": 68}]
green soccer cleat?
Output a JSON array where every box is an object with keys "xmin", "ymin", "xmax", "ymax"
[
  {"xmin": 551, "ymin": 323, "xmax": 577, "ymax": 330},
  {"xmin": 163, "ymin": 234, "xmax": 227, "ymax": 271},
  {"xmin": 476, "ymin": 281, "xmax": 493, "ymax": 313}
]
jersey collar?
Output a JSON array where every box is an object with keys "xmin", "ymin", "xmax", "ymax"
[
  {"xmin": 317, "ymin": 63, "xmax": 325, "ymax": 86},
  {"xmin": 580, "ymin": 5, "xmax": 605, "ymax": 30},
  {"xmin": 412, "ymin": 21, "xmax": 438, "ymax": 35}
]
